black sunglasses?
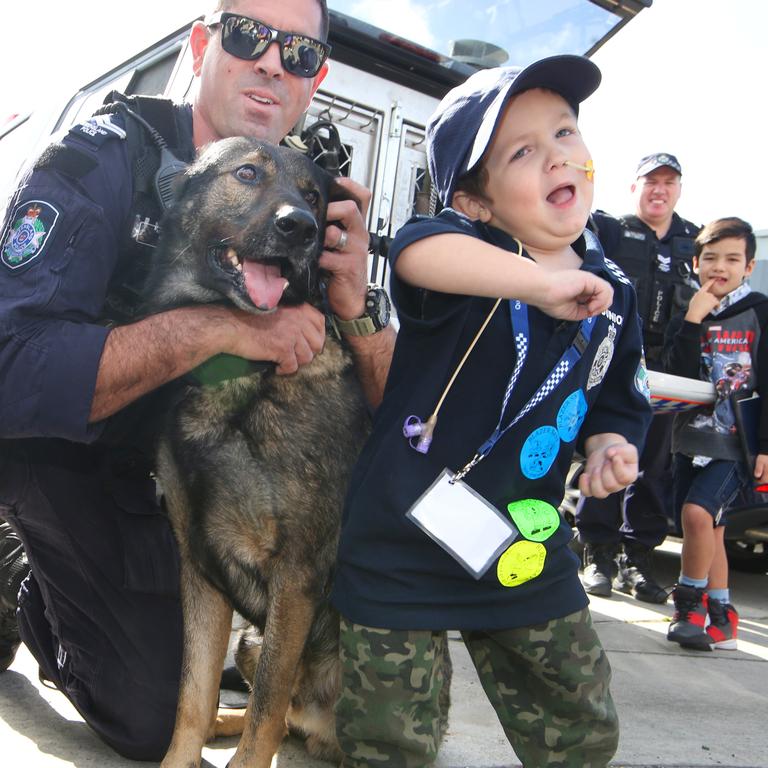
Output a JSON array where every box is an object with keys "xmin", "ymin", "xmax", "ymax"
[{"xmin": 206, "ymin": 12, "xmax": 330, "ymax": 78}]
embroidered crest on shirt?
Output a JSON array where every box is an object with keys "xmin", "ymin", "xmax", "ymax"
[
  {"xmin": 587, "ymin": 323, "xmax": 617, "ymax": 390},
  {"xmin": 1, "ymin": 200, "xmax": 60, "ymax": 269}
]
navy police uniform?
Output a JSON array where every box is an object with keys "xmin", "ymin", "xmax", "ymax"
[
  {"xmin": 575, "ymin": 210, "xmax": 700, "ymax": 551},
  {"xmin": 331, "ymin": 209, "xmax": 652, "ymax": 628},
  {"xmin": 0, "ymin": 104, "xmax": 193, "ymax": 760}
]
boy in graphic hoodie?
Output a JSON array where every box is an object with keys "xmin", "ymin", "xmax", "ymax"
[{"xmin": 663, "ymin": 216, "xmax": 768, "ymax": 651}]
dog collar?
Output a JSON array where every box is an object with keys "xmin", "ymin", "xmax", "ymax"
[{"xmin": 188, "ymin": 353, "xmax": 273, "ymax": 387}]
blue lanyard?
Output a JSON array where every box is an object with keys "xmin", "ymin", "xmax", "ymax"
[{"xmin": 452, "ymin": 302, "xmax": 594, "ymax": 482}]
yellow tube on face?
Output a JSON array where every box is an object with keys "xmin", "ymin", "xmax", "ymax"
[{"xmin": 564, "ymin": 159, "xmax": 595, "ymax": 182}]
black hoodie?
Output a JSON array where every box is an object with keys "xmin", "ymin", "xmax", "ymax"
[{"xmin": 663, "ymin": 289, "xmax": 768, "ymax": 459}]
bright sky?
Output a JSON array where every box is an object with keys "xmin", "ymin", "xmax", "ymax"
[{"xmin": 0, "ymin": 0, "xmax": 764, "ymax": 230}]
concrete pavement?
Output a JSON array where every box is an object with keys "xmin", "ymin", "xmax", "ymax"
[{"xmin": 2, "ymin": 539, "xmax": 766, "ymax": 767}]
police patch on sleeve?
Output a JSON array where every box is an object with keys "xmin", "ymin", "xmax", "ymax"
[
  {"xmin": 635, "ymin": 359, "xmax": 651, "ymax": 402},
  {"xmin": 1, "ymin": 200, "xmax": 60, "ymax": 269}
]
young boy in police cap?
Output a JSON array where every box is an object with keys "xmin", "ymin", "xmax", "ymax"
[{"xmin": 331, "ymin": 55, "xmax": 652, "ymax": 767}]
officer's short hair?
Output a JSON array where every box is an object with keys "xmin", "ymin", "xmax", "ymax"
[
  {"xmin": 695, "ymin": 217, "xmax": 756, "ymax": 263},
  {"xmin": 212, "ymin": 0, "xmax": 330, "ymax": 41}
]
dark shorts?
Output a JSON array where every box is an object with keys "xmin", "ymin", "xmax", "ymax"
[{"xmin": 673, "ymin": 454, "xmax": 748, "ymax": 526}]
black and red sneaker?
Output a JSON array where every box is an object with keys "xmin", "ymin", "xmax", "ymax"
[
  {"xmin": 707, "ymin": 598, "xmax": 739, "ymax": 650},
  {"xmin": 667, "ymin": 584, "xmax": 710, "ymax": 650}
]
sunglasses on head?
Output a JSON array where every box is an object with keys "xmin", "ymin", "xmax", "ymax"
[{"xmin": 206, "ymin": 12, "xmax": 330, "ymax": 78}]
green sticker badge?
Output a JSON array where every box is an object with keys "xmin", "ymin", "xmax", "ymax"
[
  {"xmin": 507, "ymin": 499, "xmax": 561, "ymax": 542},
  {"xmin": 497, "ymin": 540, "xmax": 546, "ymax": 588},
  {"xmin": 1, "ymin": 200, "xmax": 60, "ymax": 269}
]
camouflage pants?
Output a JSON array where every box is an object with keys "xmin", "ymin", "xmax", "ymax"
[{"xmin": 336, "ymin": 608, "xmax": 618, "ymax": 768}]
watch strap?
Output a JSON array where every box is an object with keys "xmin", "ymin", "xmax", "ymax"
[
  {"xmin": 333, "ymin": 314, "xmax": 379, "ymax": 337},
  {"xmin": 332, "ymin": 285, "xmax": 390, "ymax": 337}
]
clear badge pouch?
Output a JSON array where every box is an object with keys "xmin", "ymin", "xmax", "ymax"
[{"xmin": 406, "ymin": 468, "xmax": 518, "ymax": 579}]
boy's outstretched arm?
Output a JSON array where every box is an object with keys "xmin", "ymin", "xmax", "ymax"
[
  {"xmin": 395, "ymin": 234, "xmax": 612, "ymax": 320},
  {"xmin": 578, "ymin": 433, "xmax": 639, "ymax": 499}
]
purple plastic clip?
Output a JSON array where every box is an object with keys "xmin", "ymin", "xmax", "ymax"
[
  {"xmin": 403, "ymin": 415, "xmax": 435, "ymax": 454},
  {"xmin": 403, "ymin": 415, "xmax": 425, "ymax": 438}
]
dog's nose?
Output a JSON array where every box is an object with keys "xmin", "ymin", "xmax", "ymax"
[{"xmin": 273, "ymin": 206, "xmax": 318, "ymax": 247}]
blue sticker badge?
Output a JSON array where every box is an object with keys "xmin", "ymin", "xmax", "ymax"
[
  {"xmin": 1, "ymin": 200, "xmax": 60, "ymax": 269},
  {"xmin": 520, "ymin": 425, "xmax": 560, "ymax": 479},
  {"xmin": 556, "ymin": 389, "xmax": 588, "ymax": 443}
]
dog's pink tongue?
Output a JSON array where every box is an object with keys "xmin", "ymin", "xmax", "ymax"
[{"xmin": 243, "ymin": 261, "xmax": 286, "ymax": 310}]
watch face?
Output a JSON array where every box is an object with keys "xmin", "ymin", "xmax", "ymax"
[{"xmin": 366, "ymin": 287, "xmax": 391, "ymax": 329}]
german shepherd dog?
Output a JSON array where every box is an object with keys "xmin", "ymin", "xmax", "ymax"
[{"xmin": 142, "ymin": 137, "xmax": 371, "ymax": 768}]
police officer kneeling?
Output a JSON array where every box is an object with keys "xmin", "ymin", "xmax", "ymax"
[{"xmin": 0, "ymin": 0, "xmax": 394, "ymax": 760}]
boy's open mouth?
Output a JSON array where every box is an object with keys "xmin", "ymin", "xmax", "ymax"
[{"xmin": 547, "ymin": 184, "xmax": 575, "ymax": 205}]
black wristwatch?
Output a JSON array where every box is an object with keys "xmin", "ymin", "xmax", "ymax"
[{"xmin": 333, "ymin": 284, "xmax": 391, "ymax": 337}]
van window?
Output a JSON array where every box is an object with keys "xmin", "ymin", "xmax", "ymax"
[{"xmin": 126, "ymin": 50, "xmax": 180, "ymax": 96}]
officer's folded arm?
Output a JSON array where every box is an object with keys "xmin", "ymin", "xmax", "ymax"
[{"xmin": 89, "ymin": 302, "xmax": 329, "ymax": 422}]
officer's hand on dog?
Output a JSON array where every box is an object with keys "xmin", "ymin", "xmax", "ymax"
[
  {"xmin": 684, "ymin": 278, "xmax": 721, "ymax": 324},
  {"xmin": 224, "ymin": 304, "xmax": 327, "ymax": 375},
  {"xmin": 321, "ymin": 177, "xmax": 372, "ymax": 321}
]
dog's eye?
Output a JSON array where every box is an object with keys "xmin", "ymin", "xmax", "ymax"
[
  {"xmin": 304, "ymin": 190, "xmax": 320, "ymax": 207},
  {"xmin": 235, "ymin": 165, "xmax": 261, "ymax": 183}
]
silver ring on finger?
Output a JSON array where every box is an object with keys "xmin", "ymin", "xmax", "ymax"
[{"xmin": 336, "ymin": 230, "xmax": 348, "ymax": 250}]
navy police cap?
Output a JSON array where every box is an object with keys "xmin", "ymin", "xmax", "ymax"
[
  {"xmin": 426, "ymin": 55, "xmax": 601, "ymax": 206},
  {"xmin": 636, "ymin": 152, "xmax": 682, "ymax": 178}
]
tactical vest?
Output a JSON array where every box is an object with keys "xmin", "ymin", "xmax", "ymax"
[
  {"xmin": 93, "ymin": 92, "xmax": 196, "ymax": 325},
  {"xmin": 610, "ymin": 215, "xmax": 697, "ymax": 363}
]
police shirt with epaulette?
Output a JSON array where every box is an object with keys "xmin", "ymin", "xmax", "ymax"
[{"xmin": 331, "ymin": 209, "xmax": 653, "ymax": 631}]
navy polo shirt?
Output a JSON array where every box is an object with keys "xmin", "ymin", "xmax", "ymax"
[{"xmin": 331, "ymin": 208, "xmax": 652, "ymax": 631}]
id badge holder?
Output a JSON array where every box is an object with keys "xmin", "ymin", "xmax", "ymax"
[{"xmin": 406, "ymin": 469, "xmax": 518, "ymax": 579}]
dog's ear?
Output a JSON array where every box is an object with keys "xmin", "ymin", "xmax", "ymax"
[{"xmin": 328, "ymin": 177, "xmax": 365, "ymax": 215}]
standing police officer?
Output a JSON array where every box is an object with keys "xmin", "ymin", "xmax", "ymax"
[
  {"xmin": 0, "ymin": 0, "xmax": 395, "ymax": 759},
  {"xmin": 577, "ymin": 153, "xmax": 700, "ymax": 602}
]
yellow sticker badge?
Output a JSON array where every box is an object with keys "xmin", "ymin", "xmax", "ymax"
[{"xmin": 497, "ymin": 540, "xmax": 546, "ymax": 587}]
